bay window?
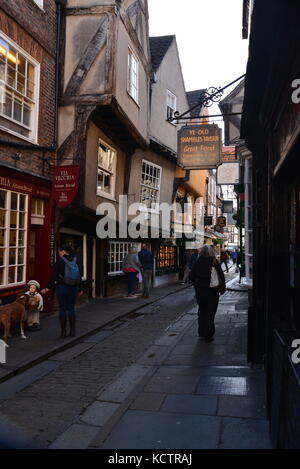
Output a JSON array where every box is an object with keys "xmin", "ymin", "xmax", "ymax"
[{"xmin": 0, "ymin": 32, "xmax": 39, "ymax": 142}]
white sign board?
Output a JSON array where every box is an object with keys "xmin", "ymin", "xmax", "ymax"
[{"xmin": 217, "ymin": 162, "xmax": 240, "ymax": 185}]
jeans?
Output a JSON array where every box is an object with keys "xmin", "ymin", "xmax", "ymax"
[
  {"xmin": 195, "ymin": 287, "xmax": 219, "ymax": 339},
  {"xmin": 126, "ymin": 272, "xmax": 137, "ymax": 295},
  {"xmin": 56, "ymin": 284, "xmax": 77, "ymax": 318},
  {"xmin": 142, "ymin": 270, "xmax": 152, "ymax": 296}
]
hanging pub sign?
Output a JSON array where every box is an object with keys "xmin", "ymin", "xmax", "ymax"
[
  {"xmin": 204, "ymin": 216, "xmax": 213, "ymax": 226},
  {"xmin": 177, "ymin": 124, "xmax": 222, "ymax": 169},
  {"xmin": 52, "ymin": 165, "xmax": 79, "ymax": 208},
  {"xmin": 221, "ymin": 146, "xmax": 238, "ymax": 163}
]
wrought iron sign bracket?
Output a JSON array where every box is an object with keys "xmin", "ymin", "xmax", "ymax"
[{"xmin": 168, "ymin": 74, "xmax": 246, "ymax": 124}]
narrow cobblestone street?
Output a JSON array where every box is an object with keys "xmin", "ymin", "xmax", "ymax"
[{"xmin": 0, "ymin": 272, "xmax": 271, "ymax": 449}]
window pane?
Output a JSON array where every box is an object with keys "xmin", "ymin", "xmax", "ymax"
[
  {"xmin": 10, "ymin": 211, "xmax": 17, "ymax": 228},
  {"xmin": 9, "ymin": 248, "xmax": 16, "ymax": 265},
  {"xmin": 0, "ymin": 191, "xmax": 6, "ymax": 208},
  {"xmin": 19, "ymin": 212, "xmax": 25, "ymax": 228},
  {"xmin": 13, "ymin": 96, "xmax": 22, "ymax": 122},
  {"xmin": 0, "ymin": 267, "xmax": 4, "ymax": 285},
  {"xmin": 17, "ymin": 265, "xmax": 24, "ymax": 283},
  {"xmin": 19, "ymin": 195, "xmax": 26, "ymax": 211},
  {"xmin": 8, "ymin": 266, "xmax": 16, "ymax": 284},
  {"xmin": 3, "ymin": 92, "xmax": 12, "ymax": 118},
  {"xmin": 0, "ymin": 209, "xmax": 6, "ymax": 227},
  {"xmin": 18, "ymin": 248, "xmax": 24, "ymax": 264},
  {"xmin": 0, "ymin": 248, "xmax": 4, "ymax": 265},
  {"xmin": 9, "ymin": 230, "xmax": 17, "ymax": 246},
  {"xmin": 18, "ymin": 230, "xmax": 25, "ymax": 246},
  {"xmin": 23, "ymin": 104, "xmax": 31, "ymax": 127},
  {"xmin": 11, "ymin": 192, "xmax": 18, "ymax": 210},
  {"xmin": 0, "ymin": 230, "xmax": 5, "ymax": 247}
]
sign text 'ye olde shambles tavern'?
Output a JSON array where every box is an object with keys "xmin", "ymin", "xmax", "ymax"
[{"xmin": 177, "ymin": 124, "xmax": 222, "ymax": 169}]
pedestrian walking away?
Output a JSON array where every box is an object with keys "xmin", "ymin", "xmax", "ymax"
[
  {"xmin": 122, "ymin": 246, "xmax": 142, "ymax": 298},
  {"xmin": 41, "ymin": 245, "xmax": 83, "ymax": 338},
  {"xmin": 220, "ymin": 248, "xmax": 230, "ymax": 273},
  {"xmin": 190, "ymin": 245, "xmax": 225, "ymax": 342},
  {"xmin": 138, "ymin": 243, "xmax": 154, "ymax": 298}
]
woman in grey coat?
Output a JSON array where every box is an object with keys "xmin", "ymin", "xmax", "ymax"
[{"xmin": 122, "ymin": 246, "xmax": 142, "ymax": 298}]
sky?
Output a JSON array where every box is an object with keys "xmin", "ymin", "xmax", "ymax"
[{"xmin": 148, "ymin": 0, "xmax": 249, "ymax": 103}]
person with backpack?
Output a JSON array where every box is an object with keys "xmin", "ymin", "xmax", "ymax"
[{"xmin": 41, "ymin": 245, "xmax": 83, "ymax": 338}]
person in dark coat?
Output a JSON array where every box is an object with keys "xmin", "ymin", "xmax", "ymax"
[
  {"xmin": 138, "ymin": 243, "xmax": 154, "ymax": 298},
  {"xmin": 190, "ymin": 245, "xmax": 225, "ymax": 342},
  {"xmin": 41, "ymin": 245, "xmax": 83, "ymax": 338}
]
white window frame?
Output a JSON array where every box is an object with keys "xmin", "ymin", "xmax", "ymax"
[
  {"xmin": 108, "ymin": 242, "xmax": 132, "ymax": 276},
  {"xmin": 166, "ymin": 90, "xmax": 177, "ymax": 122},
  {"xmin": 0, "ymin": 31, "xmax": 40, "ymax": 143},
  {"xmin": 127, "ymin": 47, "xmax": 139, "ymax": 104},
  {"xmin": 96, "ymin": 138, "xmax": 117, "ymax": 201},
  {"xmin": 139, "ymin": 160, "xmax": 162, "ymax": 212},
  {"xmin": 0, "ymin": 190, "xmax": 28, "ymax": 289}
]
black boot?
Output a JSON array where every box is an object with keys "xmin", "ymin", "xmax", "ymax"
[
  {"xmin": 69, "ymin": 316, "xmax": 76, "ymax": 337},
  {"xmin": 60, "ymin": 316, "xmax": 67, "ymax": 338}
]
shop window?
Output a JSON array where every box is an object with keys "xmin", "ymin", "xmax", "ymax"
[
  {"xmin": 157, "ymin": 245, "xmax": 176, "ymax": 270},
  {"xmin": 0, "ymin": 190, "xmax": 27, "ymax": 287},
  {"xmin": 128, "ymin": 48, "xmax": 139, "ymax": 103},
  {"xmin": 0, "ymin": 32, "xmax": 39, "ymax": 142},
  {"xmin": 108, "ymin": 242, "xmax": 132, "ymax": 275},
  {"xmin": 97, "ymin": 139, "xmax": 116, "ymax": 199},
  {"xmin": 166, "ymin": 90, "xmax": 177, "ymax": 121},
  {"xmin": 140, "ymin": 160, "xmax": 161, "ymax": 210}
]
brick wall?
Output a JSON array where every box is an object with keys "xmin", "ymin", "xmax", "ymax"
[{"xmin": 0, "ymin": 0, "xmax": 57, "ymax": 171}]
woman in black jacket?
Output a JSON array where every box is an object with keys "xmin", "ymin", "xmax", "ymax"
[{"xmin": 190, "ymin": 245, "xmax": 225, "ymax": 342}]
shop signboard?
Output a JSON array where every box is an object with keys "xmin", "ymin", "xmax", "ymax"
[
  {"xmin": 204, "ymin": 216, "xmax": 213, "ymax": 226},
  {"xmin": 178, "ymin": 124, "xmax": 222, "ymax": 169},
  {"xmin": 52, "ymin": 166, "xmax": 79, "ymax": 208},
  {"xmin": 221, "ymin": 146, "xmax": 238, "ymax": 163}
]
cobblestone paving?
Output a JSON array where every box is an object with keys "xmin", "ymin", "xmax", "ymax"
[{"xmin": 0, "ymin": 288, "xmax": 196, "ymax": 448}]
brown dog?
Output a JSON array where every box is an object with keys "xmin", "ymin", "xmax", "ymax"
[{"xmin": 0, "ymin": 295, "xmax": 29, "ymax": 344}]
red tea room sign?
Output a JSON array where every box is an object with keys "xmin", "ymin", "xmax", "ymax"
[{"xmin": 52, "ymin": 166, "xmax": 79, "ymax": 208}]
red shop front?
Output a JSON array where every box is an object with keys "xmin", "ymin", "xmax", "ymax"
[{"xmin": 0, "ymin": 167, "xmax": 54, "ymax": 312}]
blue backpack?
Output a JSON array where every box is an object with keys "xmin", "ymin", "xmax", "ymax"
[{"xmin": 62, "ymin": 256, "xmax": 81, "ymax": 286}]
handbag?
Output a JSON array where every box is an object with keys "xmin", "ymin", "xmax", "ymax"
[
  {"xmin": 210, "ymin": 261, "xmax": 226, "ymax": 294},
  {"xmin": 209, "ymin": 266, "xmax": 219, "ymax": 288}
]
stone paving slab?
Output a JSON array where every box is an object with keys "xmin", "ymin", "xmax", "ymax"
[
  {"xmin": 130, "ymin": 392, "xmax": 166, "ymax": 411},
  {"xmin": 154, "ymin": 332, "xmax": 180, "ymax": 347},
  {"xmin": 217, "ymin": 395, "xmax": 267, "ymax": 419},
  {"xmin": 79, "ymin": 401, "xmax": 120, "ymax": 427},
  {"xmin": 49, "ymin": 343, "xmax": 94, "ymax": 362},
  {"xmin": 219, "ymin": 417, "xmax": 271, "ymax": 449},
  {"xmin": 49, "ymin": 424, "xmax": 100, "ymax": 449},
  {"xmin": 143, "ymin": 371, "xmax": 199, "ymax": 394},
  {"xmin": 0, "ymin": 361, "xmax": 62, "ymax": 400},
  {"xmin": 136, "ymin": 346, "xmax": 169, "ymax": 366},
  {"xmin": 98, "ymin": 364, "xmax": 153, "ymax": 403},
  {"xmin": 101, "ymin": 410, "xmax": 221, "ymax": 449},
  {"xmin": 160, "ymin": 394, "xmax": 218, "ymax": 416},
  {"xmin": 195, "ymin": 376, "xmax": 266, "ymax": 397}
]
